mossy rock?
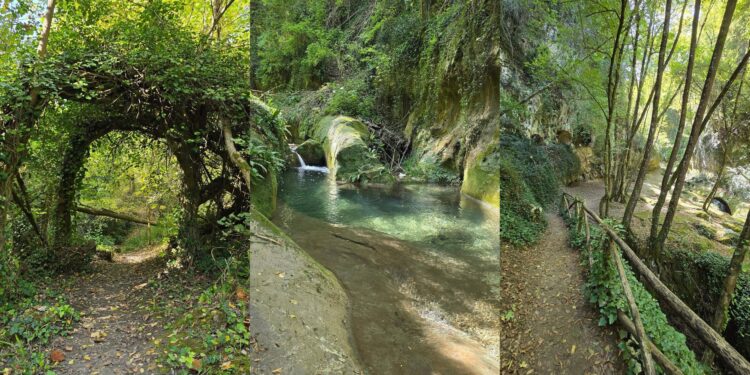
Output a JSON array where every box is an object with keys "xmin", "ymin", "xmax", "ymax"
[
  {"xmin": 252, "ymin": 169, "xmax": 278, "ymax": 218},
  {"xmin": 295, "ymin": 139, "xmax": 325, "ymax": 166},
  {"xmin": 312, "ymin": 115, "xmax": 389, "ymax": 182},
  {"xmin": 461, "ymin": 142, "xmax": 499, "ymax": 208}
]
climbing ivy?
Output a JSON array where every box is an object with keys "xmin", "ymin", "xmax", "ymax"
[{"xmin": 563, "ymin": 213, "xmax": 708, "ymax": 374}]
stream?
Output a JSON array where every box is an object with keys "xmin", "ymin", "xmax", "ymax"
[{"xmin": 272, "ymin": 169, "xmax": 499, "ymax": 374}]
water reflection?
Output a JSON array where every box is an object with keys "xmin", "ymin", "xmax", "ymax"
[{"xmin": 277, "ymin": 169, "xmax": 499, "ymax": 260}]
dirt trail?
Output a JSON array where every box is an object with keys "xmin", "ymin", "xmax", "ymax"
[
  {"xmin": 500, "ymin": 212, "xmax": 623, "ymax": 374},
  {"xmin": 51, "ymin": 247, "xmax": 170, "ymax": 374}
]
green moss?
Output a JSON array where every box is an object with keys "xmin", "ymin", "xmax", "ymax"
[
  {"xmin": 311, "ymin": 115, "xmax": 390, "ymax": 183},
  {"xmin": 461, "ymin": 142, "xmax": 499, "ymax": 207},
  {"xmin": 295, "ymin": 139, "xmax": 325, "ymax": 165},
  {"xmin": 251, "ymin": 169, "xmax": 278, "ymax": 218}
]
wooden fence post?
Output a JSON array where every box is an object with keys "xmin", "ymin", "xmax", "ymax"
[{"xmin": 609, "ymin": 241, "xmax": 656, "ymax": 375}]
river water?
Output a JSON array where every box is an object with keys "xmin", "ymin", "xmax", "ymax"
[{"xmin": 272, "ymin": 169, "xmax": 499, "ymax": 374}]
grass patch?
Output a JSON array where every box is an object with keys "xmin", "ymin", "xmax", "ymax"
[{"xmin": 118, "ymin": 225, "xmax": 173, "ymax": 253}]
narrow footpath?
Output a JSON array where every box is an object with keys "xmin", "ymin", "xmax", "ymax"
[
  {"xmin": 49, "ymin": 247, "xmax": 187, "ymax": 374},
  {"xmin": 500, "ymin": 212, "xmax": 624, "ymax": 374}
]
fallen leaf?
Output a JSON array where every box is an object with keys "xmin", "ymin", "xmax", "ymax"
[
  {"xmin": 235, "ymin": 287, "xmax": 248, "ymax": 301},
  {"xmin": 220, "ymin": 361, "xmax": 233, "ymax": 370},
  {"xmin": 272, "ymin": 369, "xmax": 282, "ymax": 374},
  {"xmin": 64, "ymin": 346, "xmax": 73, "ymax": 352},
  {"xmin": 519, "ymin": 361, "xmax": 528, "ymax": 369},
  {"xmin": 91, "ymin": 330, "xmax": 107, "ymax": 342},
  {"xmin": 275, "ymin": 272, "xmax": 285, "ymax": 278},
  {"xmin": 50, "ymin": 349, "xmax": 65, "ymax": 362},
  {"xmin": 191, "ymin": 359, "xmax": 202, "ymax": 370},
  {"xmin": 571, "ymin": 345, "xmax": 576, "ymax": 354},
  {"xmin": 83, "ymin": 355, "xmax": 91, "ymax": 361}
]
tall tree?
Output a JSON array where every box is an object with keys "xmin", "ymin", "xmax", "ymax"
[
  {"xmin": 647, "ymin": 0, "xmax": 702, "ymax": 240},
  {"xmin": 0, "ymin": 0, "xmax": 57, "ymax": 254},
  {"xmin": 652, "ymin": 0, "xmax": 739, "ymax": 254},
  {"xmin": 622, "ymin": 0, "xmax": 672, "ymax": 230}
]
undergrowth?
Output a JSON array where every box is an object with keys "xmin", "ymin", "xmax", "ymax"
[
  {"xmin": 562, "ymin": 208, "xmax": 708, "ymax": 374},
  {"xmin": 500, "ymin": 134, "xmax": 580, "ymax": 246},
  {"xmin": 1, "ymin": 286, "xmax": 80, "ymax": 374}
]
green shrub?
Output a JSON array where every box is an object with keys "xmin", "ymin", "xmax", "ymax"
[
  {"xmin": 157, "ymin": 260, "xmax": 251, "ymax": 374},
  {"xmin": 500, "ymin": 154, "xmax": 545, "ymax": 246},
  {"xmin": 563, "ymin": 214, "xmax": 708, "ymax": 374}
]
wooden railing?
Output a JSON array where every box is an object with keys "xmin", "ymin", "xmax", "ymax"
[{"xmin": 560, "ymin": 192, "xmax": 750, "ymax": 375}]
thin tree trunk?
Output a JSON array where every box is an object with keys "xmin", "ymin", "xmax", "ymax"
[
  {"xmin": 601, "ymin": 0, "xmax": 629, "ymax": 217},
  {"xmin": 622, "ymin": 0, "xmax": 672, "ymax": 230},
  {"xmin": 703, "ymin": 153, "xmax": 728, "ymax": 212},
  {"xmin": 709, "ymin": 208, "xmax": 750, "ymax": 335},
  {"xmin": 0, "ymin": 0, "xmax": 56, "ymax": 254},
  {"xmin": 648, "ymin": 0, "xmax": 702, "ymax": 242},
  {"xmin": 614, "ymin": 2, "xmax": 642, "ymax": 203},
  {"xmin": 654, "ymin": 0, "xmax": 738, "ymax": 255}
]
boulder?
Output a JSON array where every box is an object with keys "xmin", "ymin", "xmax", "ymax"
[
  {"xmin": 312, "ymin": 115, "xmax": 389, "ymax": 182},
  {"xmin": 249, "ymin": 211, "xmax": 361, "ymax": 373}
]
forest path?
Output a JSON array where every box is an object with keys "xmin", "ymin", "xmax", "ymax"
[
  {"xmin": 500, "ymin": 211, "xmax": 623, "ymax": 374},
  {"xmin": 50, "ymin": 246, "xmax": 174, "ymax": 374}
]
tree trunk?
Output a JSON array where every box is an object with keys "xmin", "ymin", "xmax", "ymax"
[
  {"xmin": 648, "ymin": 0, "xmax": 701, "ymax": 243},
  {"xmin": 709, "ymin": 208, "xmax": 750, "ymax": 338},
  {"xmin": 654, "ymin": 0, "xmax": 738, "ymax": 254},
  {"xmin": 622, "ymin": 0, "xmax": 672, "ymax": 230},
  {"xmin": 0, "ymin": 0, "xmax": 56, "ymax": 256},
  {"xmin": 74, "ymin": 206, "xmax": 157, "ymax": 226},
  {"xmin": 703, "ymin": 149, "xmax": 729, "ymax": 212},
  {"xmin": 52, "ymin": 133, "xmax": 95, "ymax": 248},
  {"xmin": 600, "ymin": 0, "xmax": 629, "ymax": 217}
]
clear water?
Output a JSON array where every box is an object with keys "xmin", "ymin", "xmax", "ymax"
[{"xmin": 277, "ymin": 169, "xmax": 499, "ymax": 261}]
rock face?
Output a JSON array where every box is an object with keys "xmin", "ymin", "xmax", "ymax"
[
  {"xmin": 249, "ymin": 211, "xmax": 361, "ymax": 373},
  {"xmin": 312, "ymin": 115, "xmax": 388, "ymax": 182},
  {"xmin": 295, "ymin": 139, "xmax": 325, "ymax": 166},
  {"xmin": 252, "ymin": 170, "xmax": 277, "ymax": 218},
  {"xmin": 462, "ymin": 139, "xmax": 500, "ymax": 208}
]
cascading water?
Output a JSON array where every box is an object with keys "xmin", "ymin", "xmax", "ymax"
[{"xmin": 289, "ymin": 144, "xmax": 329, "ymax": 173}]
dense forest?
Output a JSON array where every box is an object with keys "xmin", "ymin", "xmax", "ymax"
[
  {"xmin": 501, "ymin": 0, "xmax": 750, "ymax": 374},
  {"xmin": 1, "ymin": 0, "xmax": 500, "ymax": 374}
]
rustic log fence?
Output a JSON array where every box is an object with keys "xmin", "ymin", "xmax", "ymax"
[{"xmin": 560, "ymin": 192, "xmax": 750, "ymax": 374}]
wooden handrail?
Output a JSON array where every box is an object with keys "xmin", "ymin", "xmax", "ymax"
[{"xmin": 562, "ymin": 192, "xmax": 750, "ymax": 373}]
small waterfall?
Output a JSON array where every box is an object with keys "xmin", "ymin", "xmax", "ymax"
[{"xmin": 290, "ymin": 144, "xmax": 329, "ymax": 173}]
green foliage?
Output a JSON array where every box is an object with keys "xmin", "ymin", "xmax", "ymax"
[
  {"xmin": 563, "ymin": 214, "xmax": 708, "ymax": 374},
  {"xmin": 402, "ymin": 156, "xmax": 460, "ymax": 185},
  {"xmin": 499, "ymin": 134, "xmax": 579, "ymax": 246},
  {"xmin": 118, "ymin": 225, "xmax": 173, "ymax": 254},
  {"xmin": 158, "ymin": 261, "xmax": 251, "ymax": 374},
  {"xmin": 499, "ymin": 154, "xmax": 545, "ymax": 246},
  {"xmin": 1, "ymin": 291, "xmax": 80, "ymax": 373}
]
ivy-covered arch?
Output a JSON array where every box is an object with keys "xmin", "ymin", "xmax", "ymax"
[{"xmin": 45, "ymin": 95, "xmax": 286, "ymax": 269}]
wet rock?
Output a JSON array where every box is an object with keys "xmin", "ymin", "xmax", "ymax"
[
  {"xmin": 295, "ymin": 139, "xmax": 325, "ymax": 166},
  {"xmin": 312, "ymin": 115, "xmax": 389, "ymax": 183}
]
